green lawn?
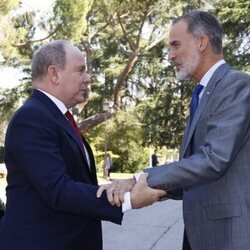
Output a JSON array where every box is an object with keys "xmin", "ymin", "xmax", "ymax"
[{"xmin": 97, "ymin": 172, "xmax": 133, "ymax": 184}]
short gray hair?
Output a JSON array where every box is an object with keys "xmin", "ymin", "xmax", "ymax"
[
  {"xmin": 173, "ymin": 10, "xmax": 223, "ymax": 54},
  {"xmin": 31, "ymin": 40, "xmax": 71, "ymax": 81}
]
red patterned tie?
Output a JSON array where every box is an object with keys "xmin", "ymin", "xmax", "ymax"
[{"xmin": 65, "ymin": 111, "xmax": 82, "ymax": 142}]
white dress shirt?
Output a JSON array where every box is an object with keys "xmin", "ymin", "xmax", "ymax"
[{"xmin": 37, "ymin": 89, "xmax": 130, "ymax": 212}]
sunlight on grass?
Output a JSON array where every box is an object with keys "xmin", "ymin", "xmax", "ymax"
[{"xmin": 97, "ymin": 172, "xmax": 133, "ymax": 184}]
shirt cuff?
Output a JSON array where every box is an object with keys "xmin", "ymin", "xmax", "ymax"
[
  {"xmin": 133, "ymin": 172, "xmax": 143, "ymax": 182},
  {"xmin": 122, "ymin": 192, "xmax": 132, "ymax": 212}
]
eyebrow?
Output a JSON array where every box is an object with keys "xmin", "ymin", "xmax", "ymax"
[
  {"xmin": 76, "ymin": 65, "xmax": 86, "ymax": 70},
  {"xmin": 169, "ymin": 40, "xmax": 179, "ymax": 46}
]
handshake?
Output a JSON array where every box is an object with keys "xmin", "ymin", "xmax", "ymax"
[{"xmin": 97, "ymin": 173, "xmax": 167, "ymax": 209}]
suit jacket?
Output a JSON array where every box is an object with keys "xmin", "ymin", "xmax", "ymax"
[
  {"xmin": 145, "ymin": 64, "xmax": 250, "ymax": 250},
  {"xmin": 0, "ymin": 90, "xmax": 123, "ymax": 250}
]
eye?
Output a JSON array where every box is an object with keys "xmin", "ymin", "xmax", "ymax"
[
  {"xmin": 78, "ymin": 66, "xmax": 86, "ymax": 73},
  {"xmin": 170, "ymin": 41, "xmax": 180, "ymax": 50},
  {"xmin": 173, "ymin": 43, "xmax": 180, "ymax": 49}
]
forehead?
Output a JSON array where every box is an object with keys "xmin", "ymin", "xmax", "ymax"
[
  {"xmin": 65, "ymin": 45, "xmax": 86, "ymax": 66},
  {"xmin": 169, "ymin": 20, "xmax": 191, "ymax": 43}
]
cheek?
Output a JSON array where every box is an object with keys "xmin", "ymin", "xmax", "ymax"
[
  {"xmin": 181, "ymin": 49, "xmax": 193, "ymax": 63},
  {"xmin": 74, "ymin": 74, "xmax": 84, "ymax": 86},
  {"xmin": 175, "ymin": 48, "xmax": 187, "ymax": 60},
  {"xmin": 69, "ymin": 76, "xmax": 81, "ymax": 91}
]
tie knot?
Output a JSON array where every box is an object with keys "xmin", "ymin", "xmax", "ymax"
[
  {"xmin": 193, "ymin": 84, "xmax": 204, "ymax": 97},
  {"xmin": 65, "ymin": 110, "xmax": 74, "ymax": 121}
]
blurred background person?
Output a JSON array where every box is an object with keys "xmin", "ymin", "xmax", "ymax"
[{"xmin": 151, "ymin": 150, "xmax": 159, "ymax": 167}]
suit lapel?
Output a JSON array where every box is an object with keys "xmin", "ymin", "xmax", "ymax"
[
  {"xmin": 181, "ymin": 63, "xmax": 231, "ymax": 157},
  {"xmin": 31, "ymin": 90, "xmax": 93, "ymax": 175},
  {"xmin": 180, "ymin": 120, "xmax": 191, "ymax": 158},
  {"xmin": 55, "ymin": 112, "xmax": 94, "ymax": 175},
  {"xmin": 81, "ymin": 136, "xmax": 98, "ymax": 183}
]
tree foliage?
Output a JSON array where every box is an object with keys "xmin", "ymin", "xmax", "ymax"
[
  {"xmin": 213, "ymin": 0, "xmax": 250, "ymax": 72},
  {"xmin": 0, "ymin": 0, "xmax": 249, "ymax": 171},
  {"xmin": 105, "ymin": 109, "xmax": 149, "ymax": 172},
  {"xmin": 0, "ymin": 0, "xmax": 20, "ymax": 15},
  {"xmin": 52, "ymin": 0, "xmax": 93, "ymax": 43}
]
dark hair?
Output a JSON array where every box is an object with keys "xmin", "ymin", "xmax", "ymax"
[
  {"xmin": 31, "ymin": 40, "xmax": 70, "ymax": 81},
  {"xmin": 173, "ymin": 10, "xmax": 223, "ymax": 54}
]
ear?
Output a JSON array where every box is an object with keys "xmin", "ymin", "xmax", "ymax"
[
  {"xmin": 47, "ymin": 65, "xmax": 60, "ymax": 85},
  {"xmin": 199, "ymin": 35, "xmax": 209, "ymax": 52}
]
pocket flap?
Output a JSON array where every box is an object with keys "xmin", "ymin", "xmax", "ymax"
[{"xmin": 206, "ymin": 204, "xmax": 242, "ymax": 220}]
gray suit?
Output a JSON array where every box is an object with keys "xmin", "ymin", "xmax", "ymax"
[{"xmin": 145, "ymin": 63, "xmax": 250, "ymax": 250}]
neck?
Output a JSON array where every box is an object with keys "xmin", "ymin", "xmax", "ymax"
[
  {"xmin": 32, "ymin": 80, "xmax": 56, "ymax": 98},
  {"xmin": 193, "ymin": 53, "xmax": 223, "ymax": 82}
]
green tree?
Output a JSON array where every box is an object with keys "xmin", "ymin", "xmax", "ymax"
[
  {"xmin": 213, "ymin": 0, "xmax": 250, "ymax": 72},
  {"xmin": 84, "ymin": 109, "xmax": 149, "ymax": 173},
  {"xmin": 0, "ymin": 0, "xmax": 249, "ymax": 171},
  {"xmin": 0, "ymin": 0, "xmax": 20, "ymax": 14},
  {"xmin": 108, "ymin": 109, "xmax": 149, "ymax": 172}
]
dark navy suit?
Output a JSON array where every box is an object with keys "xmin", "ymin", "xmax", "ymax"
[{"xmin": 0, "ymin": 90, "xmax": 123, "ymax": 250}]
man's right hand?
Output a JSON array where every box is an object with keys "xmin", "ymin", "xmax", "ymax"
[
  {"xmin": 130, "ymin": 173, "xmax": 167, "ymax": 209},
  {"xmin": 97, "ymin": 177, "xmax": 136, "ymax": 206}
]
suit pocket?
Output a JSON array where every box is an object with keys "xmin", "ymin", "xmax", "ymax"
[{"xmin": 206, "ymin": 203, "xmax": 242, "ymax": 220}]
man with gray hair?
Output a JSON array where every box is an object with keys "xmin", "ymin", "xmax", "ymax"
[
  {"xmin": 0, "ymin": 40, "xmax": 165, "ymax": 250},
  {"xmin": 98, "ymin": 10, "xmax": 250, "ymax": 250}
]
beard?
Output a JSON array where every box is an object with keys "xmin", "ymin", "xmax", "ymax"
[{"xmin": 174, "ymin": 48, "xmax": 200, "ymax": 81}]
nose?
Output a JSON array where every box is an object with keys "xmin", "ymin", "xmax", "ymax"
[
  {"xmin": 167, "ymin": 48, "xmax": 176, "ymax": 63},
  {"xmin": 83, "ymin": 73, "xmax": 91, "ymax": 86}
]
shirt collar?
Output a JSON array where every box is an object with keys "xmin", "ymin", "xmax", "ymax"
[
  {"xmin": 36, "ymin": 89, "xmax": 68, "ymax": 115},
  {"xmin": 200, "ymin": 59, "xmax": 226, "ymax": 88}
]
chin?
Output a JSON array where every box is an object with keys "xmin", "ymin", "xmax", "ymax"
[
  {"xmin": 80, "ymin": 96, "xmax": 89, "ymax": 104},
  {"xmin": 175, "ymin": 70, "xmax": 190, "ymax": 81},
  {"xmin": 176, "ymin": 73, "xmax": 187, "ymax": 81}
]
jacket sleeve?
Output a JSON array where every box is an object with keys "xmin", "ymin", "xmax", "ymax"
[
  {"xmin": 4, "ymin": 106, "xmax": 123, "ymax": 224},
  {"xmin": 145, "ymin": 70, "xmax": 250, "ymax": 192}
]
